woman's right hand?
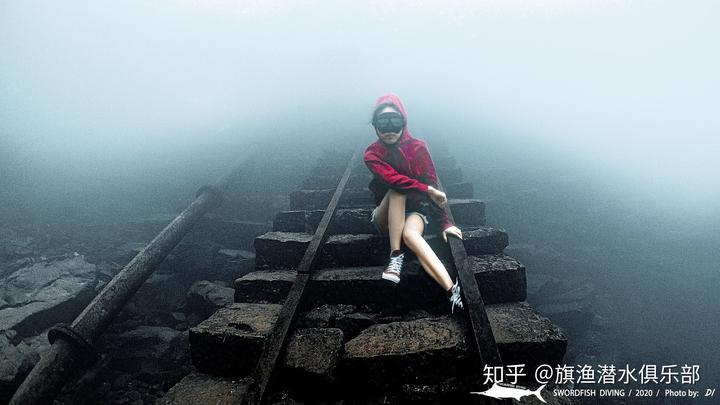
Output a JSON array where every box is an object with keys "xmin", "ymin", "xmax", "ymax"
[{"xmin": 427, "ymin": 186, "xmax": 448, "ymax": 208}]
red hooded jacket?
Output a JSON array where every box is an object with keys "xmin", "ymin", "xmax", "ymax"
[{"xmin": 363, "ymin": 93, "xmax": 454, "ymax": 232}]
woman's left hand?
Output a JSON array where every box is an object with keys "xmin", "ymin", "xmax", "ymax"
[{"xmin": 442, "ymin": 226, "xmax": 462, "ymax": 243}]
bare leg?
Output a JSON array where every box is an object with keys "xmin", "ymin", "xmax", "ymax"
[
  {"xmin": 373, "ymin": 189, "xmax": 406, "ymax": 252},
  {"xmin": 402, "ymin": 214, "xmax": 454, "ymax": 291},
  {"xmin": 386, "ymin": 190, "xmax": 406, "ymax": 252},
  {"xmin": 373, "ymin": 190, "xmax": 391, "ymax": 233}
]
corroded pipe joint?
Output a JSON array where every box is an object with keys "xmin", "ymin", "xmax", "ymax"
[{"xmin": 47, "ymin": 324, "xmax": 98, "ymax": 366}]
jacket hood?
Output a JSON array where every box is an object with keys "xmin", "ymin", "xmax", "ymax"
[{"xmin": 373, "ymin": 92, "xmax": 413, "ymax": 145}]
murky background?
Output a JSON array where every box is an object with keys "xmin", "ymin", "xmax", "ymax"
[{"xmin": 2, "ymin": 1, "xmax": 719, "ymax": 403}]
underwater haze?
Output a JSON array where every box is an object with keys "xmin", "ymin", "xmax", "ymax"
[{"xmin": 2, "ymin": 0, "xmax": 719, "ymax": 402}]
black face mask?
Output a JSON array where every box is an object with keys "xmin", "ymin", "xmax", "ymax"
[{"xmin": 373, "ymin": 112, "xmax": 405, "ymax": 134}]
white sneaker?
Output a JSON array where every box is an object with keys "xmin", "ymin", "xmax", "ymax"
[
  {"xmin": 449, "ymin": 280, "xmax": 464, "ymax": 314},
  {"xmin": 382, "ymin": 252, "xmax": 404, "ymax": 284}
]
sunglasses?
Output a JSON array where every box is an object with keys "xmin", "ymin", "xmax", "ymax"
[{"xmin": 373, "ymin": 112, "xmax": 405, "ymax": 133}]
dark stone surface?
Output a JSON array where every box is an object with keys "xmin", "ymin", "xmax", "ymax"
[
  {"xmin": 237, "ymin": 255, "xmax": 525, "ymax": 313},
  {"xmin": 468, "ymin": 254, "xmax": 527, "ymax": 303},
  {"xmin": 462, "ymin": 226, "xmax": 509, "ymax": 255},
  {"xmin": 487, "ymin": 302, "xmax": 568, "ymax": 377},
  {"xmin": 272, "ymin": 210, "xmax": 313, "ymax": 233},
  {"xmin": 272, "ymin": 199, "xmax": 485, "ymax": 235},
  {"xmin": 234, "ymin": 270, "xmax": 296, "ymax": 303},
  {"xmin": 254, "ymin": 231, "xmax": 313, "ymax": 270},
  {"xmin": 209, "ymin": 249, "xmax": 256, "ymax": 283},
  {"xmin": 288, "ymin": 188, "xmax": 374, "ymax": 210},
  {"xmin": 237, "ymin": 258, "xmax": 525, "ymax": 339},
  {"xmin": 103, "ymin": 326, "xmax": 188, "ymax": 378},
  {"xmin": 307, "ymin": 159, "xmax": 456, "ymax": 178},
  {"xmin": 342, "ymin": 303, "xmax": 567, "ymax": 391},
  {"xmin": 319, "ymin": 208, "xmax": 375, "ymax": 235},
  {"xmin": 157, "ymin": 372, "xmax": 251, "ymax": 405},
  {"xmin": 56, "ymin": 325, "xmax": 192, "ymax": 405},
  {"xmin": 185, "ymin": 281, "xmax": 234, "ymax": 318},
  {"xmin": 301, "ymin": 174, "xmax": 371, "ymax": 190},
  {"xmin": 308, "ymin": 261, "xmax": 523, "ymax": 308},
  {"xmin": 288, "ymin": 182, "xmax": 472, "ymax": 211},
  {"xmin": 296, "ymin": 304, "xmax": 377, "ymax": 341},
  {"xmin": 274, "ymin": 208, "xmax": 376, "ymax": 235},
  {"xmin": 256, "ymin": 231, "xmax": 442, "ymax": 270},
  {"xmin": 448, "ymin": 199, "xmax": 486, "ymax": 227},
  {"xmin": 342, "ymin": 316, "xmax": 472, "ymax": 391},
  {"xmin": 282, "ymin": 328, "xmax": 344, "ymax": 392},
  {"xmin": 319, "ymin": 233, "xmax": 392, "ymax": 268},
  {"xmin": 0, "ymin": 255, "xmax": 98, "ymax": 337},
  {"xmin": 0, "ymin": 331, "xmax": 39, "ymax": 404},
  {"xmin": 189, "ymin": 303, "xmax": 281, "ymax": 377},
  {"xmin": 254, "ymin": 227, "xmax": 507, "ymax": 270}
]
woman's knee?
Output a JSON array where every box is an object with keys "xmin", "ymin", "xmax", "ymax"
[{"xmin": 402, "ymin": 226, "xmax": 422, "ymax": 246}]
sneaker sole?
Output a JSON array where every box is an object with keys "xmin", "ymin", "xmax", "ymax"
[{"xmin": 382, "ymin": 272, "xmax": 400, "ymax": 284}]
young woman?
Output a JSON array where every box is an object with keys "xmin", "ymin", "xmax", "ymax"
[{"xmin": 363, "ymin": 92, "xmax": 465, "ymax": 313}]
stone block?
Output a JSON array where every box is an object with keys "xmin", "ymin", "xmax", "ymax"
[
  {"xmin": 463, "ymin": 227, "xmax": 509, "ymax": 255},
  {"xmin": 158, "ymin": 372, "xmax": 251, "ymax": 405},
  {"xmin": 189, "ymin": 303, "xmax": 281, "ymax": 377},
  {"xmin": 342, "ymin": 303, "xmax": 567, "ymax": 391},
  {"xmin": 469, "ymin": 254, "xmax": 527, "ymax": 303},
  {"xmin": 234, "ymin": 270, "xmax": 296, "ymax": 303},
  {"xmin": 282, "ymin": 328, "xmax": 344, "ymax": 389},
  {"xmin": 254, "ymin": 227, "xmax": 507, "ymax": 270},
  {"xmin": 272, "ymin": 199, "xmax": 485, "ymax": 234}
]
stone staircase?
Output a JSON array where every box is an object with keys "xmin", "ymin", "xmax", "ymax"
[{"xmin": 159, "ymin": 148, "xmax": 569, "ymax": 404}]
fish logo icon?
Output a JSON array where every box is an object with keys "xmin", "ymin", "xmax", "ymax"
[{"xmin": 471, "ymin": 382, "xmax": 546, "ymax": 403}]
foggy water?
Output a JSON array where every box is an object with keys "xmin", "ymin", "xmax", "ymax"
[{"xmin": 2, "ymin": 1, "xmax": 719, "ymax": 403}]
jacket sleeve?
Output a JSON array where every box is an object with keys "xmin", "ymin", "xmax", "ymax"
[
  {"xmin": 418, "ymin": 143, "xmax": 455, "ymax": 231},
  {"xmin": 364, "ymin": 148, "xmax": 429, "ymax": 194}
]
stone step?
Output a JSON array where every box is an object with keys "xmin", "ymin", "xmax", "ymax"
[
  {"xmin": 445, "ymin": 181, "xmax": 474, "ymax": 199},
  {"xmin": 279, "ymin": 327, "xmax": 344, "ymax": 399},
  {"xmin": 273, "ymin": 199, "xmax": 486, "ymax": 234},
  {"xmin": 189, "ymin": 218, "xmax": 270, "ymax": 250},
  {"xmin": 341, "ymin": 302, "xmax": 567, "ymax": 391},
  {"xmin": 235, "ymin": 254, "xmax": 526, "ymax": 307},
  {"xmin": 187, "ymin": 311, "xmax": 345, "ymax": 401},
  {"xmin": 289, "ymin": 184, "xmax": 474, "ymax": 210},
  {"xmin": 308, "ymin": 164, "xmax": 371, "ymax": 178},
  {"xmin": 189, "ymin": 303, "xmax": 281, "ymax": 377},
  {"xmin": 288, "ymin": 188, "xmax": 373, "ymax": 210},
  {"xmin": 308, "ymin": 162, "xmax": 459, "ymax": 179},
  {"xmin": 189, "ymin": 301, "xmax": 566, "ymax": 391},
  {"xmin": 157, "ymin": 372, "xmax": 251, "ymax": 405},
  {"xmin": 301, "ymin": 173, "xmax": 371, "ymax": 190},
  {"xmin": 253, "ymin": 226, "xmax": 508, "ymax": 270},
  {"xmin": 449, "ymin": 199, "xmax": 486, "ymax": 227},
  {"xmin": 301, "ymin": 167, "xmax": 464, "ymax": 193}
]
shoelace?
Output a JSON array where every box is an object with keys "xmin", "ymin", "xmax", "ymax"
[
  {"xmin": 387, "ymin": 253, "xmax": 403, "ymax": 273},
  {"xmin": 450, "ymin": 281, "xmax": 464, "ymax": 314}
]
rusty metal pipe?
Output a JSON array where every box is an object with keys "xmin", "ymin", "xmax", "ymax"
[{"xmin": 9, "ymin": 156, "xmax": 244, "ymax": 404}]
